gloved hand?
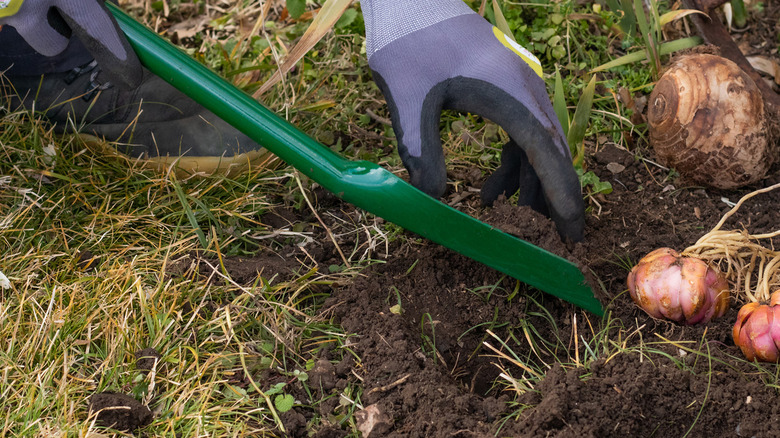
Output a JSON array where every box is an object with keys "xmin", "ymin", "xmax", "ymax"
[
  {"xmin": 0, "ymin": 0, "xmax": 142, "ymax": 88},
  {"xmin": 362, "ymin": 0, "xmax": 585, "ymax": 242}
]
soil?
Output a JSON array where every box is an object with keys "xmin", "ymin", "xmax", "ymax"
[
  {"xmin": 296, "ymin": 152, "xmax": 780, "ymax": 437},
  {"xmin": 135, "ymin": 347, "xmax": 162, "ymax": 373},
  {"xmin": 159, "ymin": 5, "xmax": 780, "ymax": 438},
  {"xmin": 209, "ymin": 139, "xmax": 780, "ymax": 437},
  {"xmin": 88, "ymin": 392, "xmax": 153, "ymax": 431}
]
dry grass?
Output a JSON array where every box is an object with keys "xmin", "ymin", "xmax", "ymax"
[{"xmin": 0, "ymin": 101, "xmax": 367, "ymax": 435}]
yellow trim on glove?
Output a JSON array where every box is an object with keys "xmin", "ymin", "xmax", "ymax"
[
  {"xmin": 492, "ymin": 27, "xmax": 543, "ymax": 78},
  {"xmin": 0, "ymin": 0, "xmax": 24, "ymax": 18}
]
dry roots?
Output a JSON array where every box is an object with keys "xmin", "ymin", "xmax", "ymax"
[{"xmin": 682, "ymin": 182, "xmax": 780, "ymax": 303}]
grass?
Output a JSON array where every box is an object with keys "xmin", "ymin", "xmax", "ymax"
[
  {"xmin": 0, "ymin": 104, "xmax": 369, "ymax": 434},
  {"xmin": 2, "ymin": 0, "xmax": 777, "ymax": 436}
]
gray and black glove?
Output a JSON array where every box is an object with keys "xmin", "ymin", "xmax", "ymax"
[
  {"xmin": 362, "ymin": 0, "xmax": 585, "ymax": 242},
  {"xmin": 0, "ymin": 0, "xmax": 142, "ymax": 88}
]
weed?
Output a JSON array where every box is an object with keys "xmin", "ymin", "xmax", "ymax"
[{"xmin": 420, "ymin": 313, "xmax": 439, "ymax": 363}]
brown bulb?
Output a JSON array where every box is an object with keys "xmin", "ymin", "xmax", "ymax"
[{"xmin": 648, "ymin": 54, "xmax": 768, "ymax": 190}]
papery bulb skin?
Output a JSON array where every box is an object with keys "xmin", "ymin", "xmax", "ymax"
[
  {"xmin": 733, "ymin": 291, "xmax": 780, "ymax": 362},
  {"xmin": 627, "ymin": 248, "xmax": 730, "ymax": 325},
  {"xmin": 648, "ymin": 54, "xmax": 768, "ymax": 189}
]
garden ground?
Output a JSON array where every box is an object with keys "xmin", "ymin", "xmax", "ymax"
[{"xmin": 3, "ymin": 0, "xmax": 780, "ymax": 436}]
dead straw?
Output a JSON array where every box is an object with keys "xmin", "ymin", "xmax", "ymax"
[{"xmin": 682, "ymin": 182, "xmax": 780, "ymax": 303}]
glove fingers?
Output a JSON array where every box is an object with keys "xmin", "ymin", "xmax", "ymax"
[
  {"xmin": 55, "ymin": 3, "xmax": 142, "ymax": 89},
  {"xmin": 481, "ymin": 139, "xmax": 548, "ymax": 215},
  {"xmin": 481, "ymin": 140, "xmax": 522, "ymax": 205},
  {"xmin": 9, "ymin": 18, "xmax": 69, "ymax": 56},
  {"xmin": 372, "ymin": 70, "xmax": 448, "ymax": 198},
  {"xmin": 445, "ymin": 78, "xmax": 584, "ymax": 242}
]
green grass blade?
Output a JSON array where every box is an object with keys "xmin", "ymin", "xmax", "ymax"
[
  {"xmin": 567, "ymin": 75, "xmax": 597, "ymax": 167},
  {"xmin": 633, "ymin": 0, "xmax": 652, "ymax": 47},
  {"xmin": 633, "ymin": 0, "xmax": 660, "ymax": 76},
  {"xmin": 553, "ymin": 68, "xmax": 570, "ymax": 138},
  {"xmin": 649, "ymin": 0, "xmax": 662, "ymax": 45},
  {"xmin": 730, "ymin": 0, "xmax": 748, "ymax": 28},
  {"xmin": 591, "ymin": 36, "xmax": 702, "ymax": 72},
  {"xmin": 492, "ymin": 0, "xmax": 517, "ymax": 42},
  {"xmin": 172, "ymin": 180, "xmax": 209, "ymax": 248}
]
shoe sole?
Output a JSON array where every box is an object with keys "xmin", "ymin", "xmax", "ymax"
[{"xmin": 78, "ymin": 134, "xmax": 279, "ymax": 177}]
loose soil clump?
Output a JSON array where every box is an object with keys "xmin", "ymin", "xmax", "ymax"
[
  {"xmin": 169, "ymin": 7, "xmax": 780, "ymax": 436},
  {"xmin": 201, "ymin": 132, "xmax": 780, "ymax": 435},
  {"xmin": 88, "ymin": 392, "xmax": 153, "ymax": 432}
]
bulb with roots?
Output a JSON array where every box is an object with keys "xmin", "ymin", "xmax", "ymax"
[
  {"xmin": 733, "ymin": 291, "xmax": 780, "ymax": 362},
  {"xmin": 627, "ymin": 248, "xmax": 730, "ymax": 325}
]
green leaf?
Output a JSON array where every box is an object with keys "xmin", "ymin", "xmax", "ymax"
[
  {"xmin": 606, "ymin": 0, "xmax": 637, "ymax": 36},
  {"xmin": 648, "ymin": 0, "xmax": 662, "ymax": 44},
  {"xmin": 578, "ymin": 170, "xmax": 613, "ymax": 195},
  {"xmin": 591, "ymin": 36, "xmax": 702, "ymax": 72},
  {"xmin": 492, "ymin": 0, "xmax": 516, "ymax": 42},
  {"xmin": 274, "ymin": 394, "xmax": 295, "ymax": 413},
  {"xmin": 592, "ymin": 180, "xmax": 614, "ymax": 195},
  {"xmin": 567, "ymin": 75, "xmax": 597, "ymax": 168},
  {"xmin": 265, "ymin": 382, "xmax": 286, "ymax": 396},
  {"xmin": 287, "ymin": 0, "xmax": 306, "ymax": 19},
  {"xmin": 553, "ymin": 68, "xmax": 570, "ymax": 138},
  {"xmin": 632, "ymin": 0, "xmax": 652, "ymax": 46},
  {"xmin": 172, "ymin": 181, "xmax": 208, "ymax": 248},
  {"xmin": 335, "ymin": 8, "xmax": 358, "ymax": 29},
  {"xmin": 633, "ymin": 0, "xmax": 660, "ymax": 75},
  {"xmin": 224, "ymin": 384, "xmax": 248, "ymax": 400}
]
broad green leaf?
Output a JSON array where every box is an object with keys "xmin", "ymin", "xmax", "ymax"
[
  {"xmin": 492, "ymin": 0, "xmax": 516, "ymax": 42},
  {"xmin": 335, "ymin": 8, "xmax": 358, "ymax": 29},
  {"xmin": 274, "ymin": 394, "xmax": 295, "ymax": 412},
  {"xmin": 265, "ymin": 382, "xmax": 286, "ymax": 396},
  {"xmin": 224, "ymin": 384, "xmax": 248, "ymax": 400},
  {"xmin": 591, "ymin": 36, "xmax": 702, "ymax": 72},
  {"xmin": 606, "ymin": 0, "xmax": 636, "ymax": 36},
  {"xmin": 553, "ymin": 68, "xmax": 570, "ymax": 138},
  {"xmin": 256, "ymin": 0, "xmax": 352, "ymax": 97},
  {"xmin": 567, "ymin": 75, "xmax": 597, "ymax": 168},
  {"xmin": 287, "ymin": 0, "xmax": 306, "ymax": 19},
  {"xmin": 592, "ymin": 179, "xmax": 613, "ymax": 195},
  {"xmin": 578, "ymin": 170, "xmax": 613, "ymax": 194}
]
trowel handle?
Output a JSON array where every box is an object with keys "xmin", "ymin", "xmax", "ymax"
[{"xmin": 109, "ymin": 5, "xmax": 604, "ymax": 316}]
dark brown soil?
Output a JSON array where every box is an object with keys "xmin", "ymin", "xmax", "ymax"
[
  {"xmin": 88, "ymin": 392, "xmax": 153, "ymax": 431},
  {"xmin": 216, "ymin": 136, "xmax": 780, "ymax": 437},
  {"xmin": 135, "ymin": 347, "xmax": 162, "ymax": 373},
  {"xmin": 162, "ymin": 5, "xmax": 780, "ymax": 437}
]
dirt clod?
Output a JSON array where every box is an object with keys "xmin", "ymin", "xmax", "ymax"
[
  {"xmin": 88, "ymin": 392, "xmax": 153, "ymax": 431},
  {"xmin": 134, "ymin": 348, "xmax": 161, "ymax": 373},
  {"xmin": 309, "ymin": 358, "xmax": 337, "ymax": 392},
  {"xmin": 356, "ymin": 404, "xmax": 393, "ymax": 437}
]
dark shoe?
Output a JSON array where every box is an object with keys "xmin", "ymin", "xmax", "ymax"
[{"xmin": 2, "ymin": 60, "xmax": 275, "ymax": 174}]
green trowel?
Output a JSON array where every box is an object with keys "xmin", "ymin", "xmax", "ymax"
[{"xmin": 108, "ymin": 5, "xmax": 604, "ymax": 316}]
